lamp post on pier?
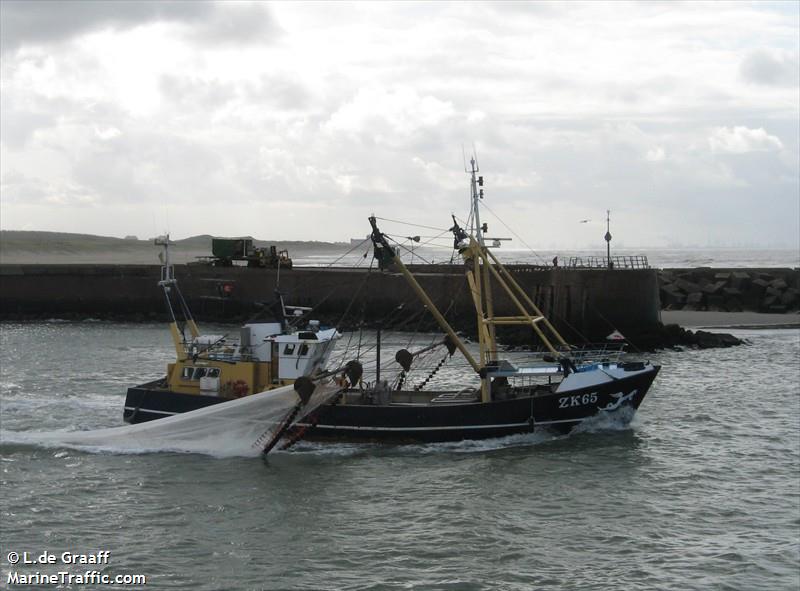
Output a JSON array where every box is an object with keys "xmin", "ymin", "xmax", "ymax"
[{"xmin": 605, "ymin": 210, "xmax": 613, "ymax": 269}]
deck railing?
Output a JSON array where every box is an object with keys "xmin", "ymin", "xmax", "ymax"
[
  {"xmin": 499, "ymin": 342, "xmax": 627, "ymax": 366},
  {"xmin": 557, "ymin": 342, "xmax": 627, "ymax": 363}
]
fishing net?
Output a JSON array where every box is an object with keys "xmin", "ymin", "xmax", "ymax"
[{"xmin": 12, "ymin": 382, "xmax": 340, "ymax": 458}]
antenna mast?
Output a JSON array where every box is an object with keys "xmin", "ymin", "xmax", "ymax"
[{"xmin": 468, "ymin": 156, "xmax": 485, "ymax": 247}]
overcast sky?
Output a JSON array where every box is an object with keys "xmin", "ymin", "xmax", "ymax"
[{"xmin": 1, "ymin": 1, "xmax": 798, "ymax": 248}]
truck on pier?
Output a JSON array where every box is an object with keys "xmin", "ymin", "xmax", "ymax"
[{"xmin": 194, "ymin": 237, "xmax": 292, "ymax": 269}]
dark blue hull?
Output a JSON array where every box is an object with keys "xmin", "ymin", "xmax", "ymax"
[
  {"xmin": 125, "ymin": 366, "xmax": 659, "ymax": 443},
  {"xmin": 296, "ymin": 366, "xmax": 659, "ymax": 443}
]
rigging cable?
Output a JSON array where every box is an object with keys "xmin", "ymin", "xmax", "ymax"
[
  {"xmin": 374, "ymin": 217, "xmax": 449, "ymax": 233},
  {"xmin": 181, "ymin": 237, "xmax": 375, "ymax": 354},
  {"xmin": 478, "ymin": 200, "xmax": 549, "ymax": 267}
]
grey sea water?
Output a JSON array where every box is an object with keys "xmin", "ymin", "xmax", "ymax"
[
  {"xmin": 1, "ymin": 322, "xmax": 799, "ymax": 590},
  {"xmin": 293, "ymin": 246, "xmax": 800, "ymax": 270}
]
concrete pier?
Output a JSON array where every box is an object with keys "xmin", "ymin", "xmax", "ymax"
[{"xmin": 0, "ymin": 263, "xmax": 661, "ymax": 342}]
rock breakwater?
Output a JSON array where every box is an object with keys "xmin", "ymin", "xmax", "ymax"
[{"xmin": 659, "ymin": 268, "xmax": 799, "ymax": 313}]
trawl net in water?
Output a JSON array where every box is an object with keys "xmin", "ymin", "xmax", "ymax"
[{"xmin": 4, "ymin": 383, "xmax": 340, "ymax": 458}]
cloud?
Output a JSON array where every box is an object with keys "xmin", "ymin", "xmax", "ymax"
[
  {"xmin": 183, "ymin": 3, "xmax": 280, "ymax": 46},
  {"xmin": 324, "ymin": 87, "xmax": 456, "ymax": 139},
  {"xmin": 740, "ymin": 49, "xmax": 800, "ymax": 87},
  {"xmin": 645, "ymin": 147, "xmax": 666, "ymax": 162},
  {"xmin": 0, "ymin": 100, "xmax": 56, "ymax": 148},
  {"xmin": 93, "ymin": 126, "xmax": 121, "ymax": 141},
  {"xmin": 708, "ymin": 126, "xmax": 785, "ymax": 154},
  {"xmin": 0, "ymin": 2, "xmax": 797, "ymax": 247},
  {"xmin": 0, "ymin": 0, "xmax": 211, "ymax": 53},
  {"xmin": 0, "ymin": 1, "xmax": 279, "ymax": 54},
  {"xmin": 0, "ymin": 169, "xmax": 98, "ymax": 206},
  {"xmin": 241, "ymin": 75, "xmax": 311, "ymax": 112},
  {"xmin": 159, "ymin": 76, "xmax": 239, "ymax": 113}
]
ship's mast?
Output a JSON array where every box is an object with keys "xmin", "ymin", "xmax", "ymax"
[
  {"xmin": 454, "ymin": 161, "xmax": 570, "ymax": 401},
  {"xmin": 155, "ymin": 234, "xmax": 199, "ymax": 358},
  {"xmin": 468, "ymin": 157, "xmax": 485, "ymax": 247},
  {"xmin": 463, "ymin": 156, "xmax": 495, "ymax": 399}
]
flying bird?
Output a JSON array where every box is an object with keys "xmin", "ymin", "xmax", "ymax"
[{"xmin": 579, "ymin": 219, "xmax": 591, "ymax": 224}]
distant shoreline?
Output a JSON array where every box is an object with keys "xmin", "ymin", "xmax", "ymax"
[
  {"xmin": 2, "ymin": 230, "xmax": 798, "ymax": 268},
  {"xmin": 1, "ymin": 250, "xmax": 798, "ymax": 269}
]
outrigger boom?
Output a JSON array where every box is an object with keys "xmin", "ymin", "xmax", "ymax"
[{"xmin": 369, "ymin": 216, "xmax": 480, "ymax": 373}]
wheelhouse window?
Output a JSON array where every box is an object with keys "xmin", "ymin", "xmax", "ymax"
[
  {"xmin": 181, "ymin": 366, "xmax": 220, "ymax": 380},
  {"xmin": 283, "ymin": 344, "xmax": 296, "ymax": 355},
  {"xmin": 298, "ymin": 343, "xmax": 310, "ymax": 356}
]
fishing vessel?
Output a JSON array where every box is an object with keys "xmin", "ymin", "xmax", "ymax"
[
  {"xmin": 286, "ymin": 159, "xmax": 660, "ymax": 445},
  {"xmin": 124, "ymin": 162, "xmax": 660, "ymax": 449},
  {"xmin": 123, "ymin": 236, "xmax": 339, "ymax": 424}
]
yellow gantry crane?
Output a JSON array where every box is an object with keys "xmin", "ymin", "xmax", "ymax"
[{"xmin": 369, "ymin": 217, "xmax": 569, "ymax": 403}]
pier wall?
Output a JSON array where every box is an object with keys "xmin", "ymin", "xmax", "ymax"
[{"xmin": 0, "ymin": 263, "xmax": 661, "ymax": 341}]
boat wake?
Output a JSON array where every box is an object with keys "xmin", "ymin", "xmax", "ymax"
[
  {"xmin": 412, "ymin": 431, "xmax": 560, "ymax": 454},
  {"xmin": 290, "ymin": 430, "xmax": 570, "ymax": 457},
  {"xmin": 572, "ymin": 406, "xmax": 638, "ymax": 433},
  {"xmin": 1, "ymin": 402, "xmax": 638, "ymax": 460},
  {"xmin": 289, "ymin": 410, "xmax": 639, "ymax": 457},
  {"xmin": 0, "ymin": 384, "xmax": 339, "ymax": 459}
]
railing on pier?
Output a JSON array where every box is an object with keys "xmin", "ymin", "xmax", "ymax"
[{"xmin": 566, "ymin": 255, "xmax": 649, "ymax": 270}]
